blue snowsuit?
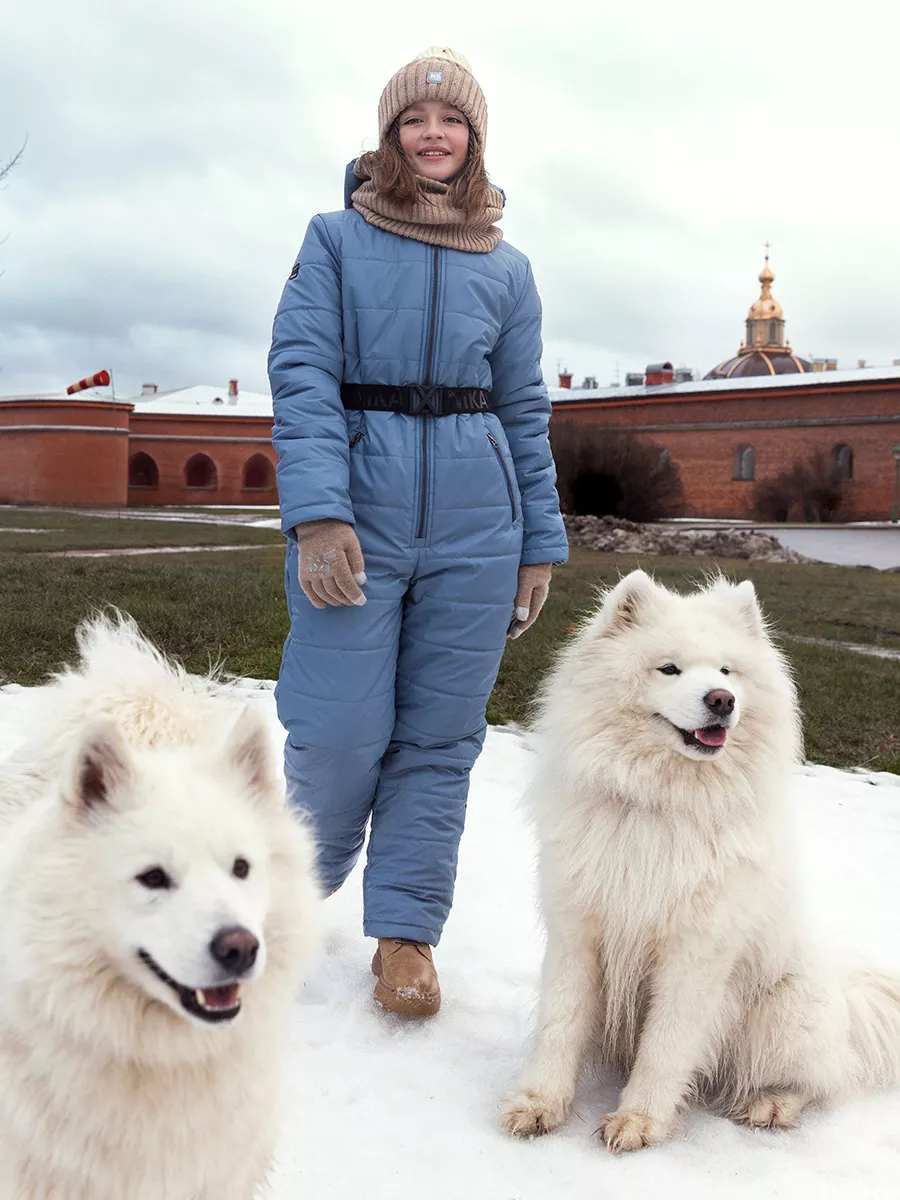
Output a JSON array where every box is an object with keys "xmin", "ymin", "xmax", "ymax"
[{"xmin": 268, "ymin": 164, "xmax": 568, "ymax": 946}]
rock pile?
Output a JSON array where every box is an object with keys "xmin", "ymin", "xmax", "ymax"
[{"xmin": 563, "ymin": 515, "xmax": 814, "ymax": 564}]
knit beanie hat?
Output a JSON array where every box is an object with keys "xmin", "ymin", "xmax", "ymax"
[{"xmin": 377, "ymin": 47, "xmax": 488, "ymax": 147}]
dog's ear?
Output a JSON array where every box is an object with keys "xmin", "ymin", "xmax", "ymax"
[
  {"xmin": 731, "ymin": 579, "xmax": 767, "ymax": 638},
  {"xmin": 226, "ymin": 704, "xmax": 279, "ymax": 803},
  {"xmin": 597, "ymin": 569, "xmax": 660, "ymax": 636},
  {"xmin": 63, "ymin": 721, "xmax": 134, "ymax": 814}
]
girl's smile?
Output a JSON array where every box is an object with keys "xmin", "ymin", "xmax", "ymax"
[{"xmin": 398, "ymin": 100, "xmax": 470, "ymax": 183}]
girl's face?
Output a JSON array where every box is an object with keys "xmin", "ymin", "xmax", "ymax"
[{"xmin": 397, "ymin": 100, "xmax": 470, "ymax": 183}]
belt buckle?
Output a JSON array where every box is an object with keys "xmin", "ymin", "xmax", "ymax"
[{"xmin": 411, "ymin": 385, "xmax": 442, "ymax": 416}]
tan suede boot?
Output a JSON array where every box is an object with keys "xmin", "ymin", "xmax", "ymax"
[{"xmin": 371, "ymin": 938, "xmax": 441, "ymax": 1017}]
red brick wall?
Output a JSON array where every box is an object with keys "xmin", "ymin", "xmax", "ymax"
[
  {"xmin": 0, "ymin": 400, "xmax": 131, "ymax": 506},
  {"xmin": 127, "ymin": 414, "xmax": 278, "ymax": 507},
  {"xmin": 552, "ymin": 379, "xmax": 900, "ymax": 519},
  {"xmin": 4, "ymin": 379, "xmax": 897, "ymax": 518}
]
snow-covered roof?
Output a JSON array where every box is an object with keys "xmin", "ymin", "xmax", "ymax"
[
  {"xmin": 130, "ymin": 384, "xmax": 273, "ymax": 417},
  {"xmin": 550, "ymin": 363, "xmax": 900, "ymax": 404},
  {"xmin": 6, "ymin": 362, "xmax": 900, "ymax": 415}
]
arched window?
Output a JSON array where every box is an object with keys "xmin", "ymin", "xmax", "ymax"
[
  {"xmin": 128, "ymin": 452, "xmax": 159, "ymax": 488},
  {"xmin": 242, "ymin": 454, "xmax": 275, "ymax": 490},
  {"xmin": 833, "ymin": 444, "xmax": 853, "ymax": 481},
  {"xmin": 184, "ymin": 454, "xmax": 217, "ymax": 489},
  {"xmin": 732, "ymin": 445, "xmax": 755, "ymax": 481}
]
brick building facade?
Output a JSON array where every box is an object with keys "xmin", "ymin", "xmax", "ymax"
[
  {"xmin": 2, "ymin": 368, "xmax": 899, "ymax": 519},
  {"xmin": 549, "ymin": 368, "xmax": 900, "ymax": 520},
  {"xmin": 0, "ymin": 383, "xmax": 279, "ymax": 509},
  {"xmin": 549, "ymin": 258, "xmax": 900, "ymax": 520},
  {"xmin": 4, "ymin": 258, "xmax": 900, "ymax": 522}
]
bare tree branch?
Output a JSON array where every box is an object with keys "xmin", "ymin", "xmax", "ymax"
[
  {"xmin": 0, "ymin": 139, "xmax": 26, "ymax": 332},
  {"xmin": 0, "ymin": 139, "xmax": 26, "ymax": 185}
]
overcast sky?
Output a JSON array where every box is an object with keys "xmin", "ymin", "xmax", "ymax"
[{"xmin": 2, "ymin": 0, "xmax": 899, "ymax": 398}]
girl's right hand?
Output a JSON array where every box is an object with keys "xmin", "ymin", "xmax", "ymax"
[{"xmin": 294, "ymin": 520, "xmax": 367, "ymax": 610}]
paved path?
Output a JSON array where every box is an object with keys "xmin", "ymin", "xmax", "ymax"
[
  {"xmin": 785, "ymin": 634, "xmax": 900, "ymax": 662},
  {"xmin": 760, "ymin": 526, "xmax": 900, "ymax": 569},
  {"xmin": 39, "ymin": 544, "xmax": 273, "ymax": 559}
]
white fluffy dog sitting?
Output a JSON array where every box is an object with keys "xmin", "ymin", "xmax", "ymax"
[
  {"xmin": 502, "ymin": 570, "xmax": 900, "ymax": 1152},
  {"xmin": 0, "ymin": 614, "xmax": 320, "ymax": 1199}
]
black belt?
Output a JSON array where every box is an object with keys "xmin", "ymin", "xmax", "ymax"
[{"xmin": 341, "ymin": 384, "xmax": 491, "ymax": 416}]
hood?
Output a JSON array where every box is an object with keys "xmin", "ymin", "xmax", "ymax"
[
  {"xmin": 343, "ymin": 159, "xmax": 506, "ymax": 210},
  {"xmin": 344, "ymin": 159, "xmax": 362, "ymax": 209}
]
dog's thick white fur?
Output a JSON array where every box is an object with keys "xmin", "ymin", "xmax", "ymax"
[
  {"xmin": 0, "ymin": 613, "xmax": 320, "ymax": 1198},
  {"xmin": 501, "ymin": 570, "xmax": 900, "ymax": 1152}
]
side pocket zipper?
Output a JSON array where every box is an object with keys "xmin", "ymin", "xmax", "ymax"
[
  {"xmin": 349, "ymin": 412, "xmax": 365, "ymax": 450},
  {"xmin": 487, "ymin": 432, "xmax": 517, "ymax": 522}
]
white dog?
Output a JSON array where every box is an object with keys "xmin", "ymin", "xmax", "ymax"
[
  {"xmin": 501, "ymin": 570, "xmax": 900, "ymax": 1152},
  {"xmin": 0, "ymin": 613, "xmax": 320, "ymax": 1198}
]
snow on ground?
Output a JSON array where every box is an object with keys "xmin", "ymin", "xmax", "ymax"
[{"xmin": 1, "ymin": 683, "xmax": 899, "ymax": 1199}]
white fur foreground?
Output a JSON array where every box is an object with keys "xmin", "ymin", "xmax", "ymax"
[
  {"xmin": 1, "ymin": 681, "xmax": 899, "ymax": 1198},
  {"xmin": 0, "ymin": 620, "xmax": 319, "ymax": 1199}
]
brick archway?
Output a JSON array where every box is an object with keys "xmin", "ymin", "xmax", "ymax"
[
  {"xmin": 128, "ymin": 451, "xmax": 159, "ymax": 488},
  {"xmin": 185, "ymin": 453, "xmax": 217, "ymax": 489},
  {"xmin": 242, "ymin": 454, "xmax": 275, "ymax": 490}
]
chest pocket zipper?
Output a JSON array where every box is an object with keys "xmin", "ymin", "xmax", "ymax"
[{"xmin": 487, "ymin": 432, "xmax": 517, "ymax": 522}]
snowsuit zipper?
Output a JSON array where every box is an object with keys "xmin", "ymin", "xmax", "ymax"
[
  {"xmin": 417, "ymin": 245, "xmax": 441, "ymax": 540},
  {"xmin": 487, "ymin": 432, "xmax": 517, "ymax": 522}
]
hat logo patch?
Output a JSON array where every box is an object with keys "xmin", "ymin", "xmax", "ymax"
[{"xmin": 426, "ymin": 68, "xmax": 444, "ymax": 84}]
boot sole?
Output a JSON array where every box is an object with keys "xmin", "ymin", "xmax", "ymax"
[{"xmin": 371, "ymin": 951, "xmax": 441, "ymax": 1017}]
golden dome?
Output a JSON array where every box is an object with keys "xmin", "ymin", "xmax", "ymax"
[
  {"xmin": 703, "ymin": 246, "xmax": 811, "ymax": 379},
  {"xmin": 748, "ymin": 258, "xmax": 783, "ymax": 321}
]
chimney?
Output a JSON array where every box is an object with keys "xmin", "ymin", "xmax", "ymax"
[
  {"xmin": 558, "ymin": 370, "xmax": 572, "ymax": 389},
  {"xmin": 645, "ymin": 361, "xmax": 674, "ymax": 387},
  {"xmin": 141, "ymin": 382, "xmax": 158, "ymax": 395},
  {"xmin": 857, "ymin": 359, "xmax": 867, "ymax": 369},
  {"xmin": 228, "ymin": 378, "xmax": 239, "ymax": 405}
]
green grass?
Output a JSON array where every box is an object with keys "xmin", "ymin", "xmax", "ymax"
[
  {"xmin": 0, "ymin": 509, "xmax": 281, "ymax": 553},
  {"xmin": 0, "ymin": 548, "xmax": 290, "ymax": 684},
  {"xmin": 0, "ymin": 541, "xmax": 898, "ymax": 774}
]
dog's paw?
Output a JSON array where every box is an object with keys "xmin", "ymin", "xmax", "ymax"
[
  {"xmin": 741, "ymin": 1090, "xmax": 806, "ymax": 1130},
  {"xmin": 500, "ymin": 1090, "xmax": 566, "ymax": 1138},
  {"xmin": 598, "ymin": 1109, "xmax": 666, "ymax": 1153}
]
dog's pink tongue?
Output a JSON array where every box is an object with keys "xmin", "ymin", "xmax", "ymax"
[
  {"xmin": 695, "ymin": 726, "xmax": 727, "ymax": 747},
  {"xmin": 198, "ymin": 985, "xmax": 240, "ymax": 1010}
]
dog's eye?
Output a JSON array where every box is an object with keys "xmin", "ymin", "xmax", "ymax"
[
  {"xmin": 136, "ymin": 867, "xmax": 173, "ymax": 890},
  {"xmin": 658, "ymin": 663, "xmax": 681, "ymax": 676},
  {"xmin": 232, "ymin": 857, "xmax": 250, "ymax": 880},
  {"xmin": 721, "ymin": 667, "xmax": 731, "ymax": 676}
]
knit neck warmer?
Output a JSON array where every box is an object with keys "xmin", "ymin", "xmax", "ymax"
[{"xmin": 351, "ymin": 164, "xmax": 504, "ymax": 254}]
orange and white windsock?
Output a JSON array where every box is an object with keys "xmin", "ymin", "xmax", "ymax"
[{"xmin": 66, "ymin": 370, "xmax": 111, "ymax": 395}]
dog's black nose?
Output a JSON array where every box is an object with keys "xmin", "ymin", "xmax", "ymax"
[
  {"xmin": 704, "ymin": 688, "xmax": 735, "ymax": 716},
  {"xmin": 209, "ymin": 927, "xmax": 259, "ymax": 976}
]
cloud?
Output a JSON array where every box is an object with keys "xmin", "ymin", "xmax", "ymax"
[{"xmin": 1, "ymin": 0, "xmax": 898, "ymax": 396}]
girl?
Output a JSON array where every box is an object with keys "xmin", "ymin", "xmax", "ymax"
[{"xmin": 268, "ymin": 47, "xmax": 568, "ymax": 1016}]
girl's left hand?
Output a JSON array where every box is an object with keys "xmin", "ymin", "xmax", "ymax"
[{"xmin": 508, "ymin": 564, "xmax": 552, "ymax": 639}]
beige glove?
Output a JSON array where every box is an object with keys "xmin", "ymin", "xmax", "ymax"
[
  {"xmin": 508, "ymin": 563, "xmax": 552, "ymax": 639},
  {"xmin": 294, "ymin": 520, "xmax": 367, "ymax": 610}
]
